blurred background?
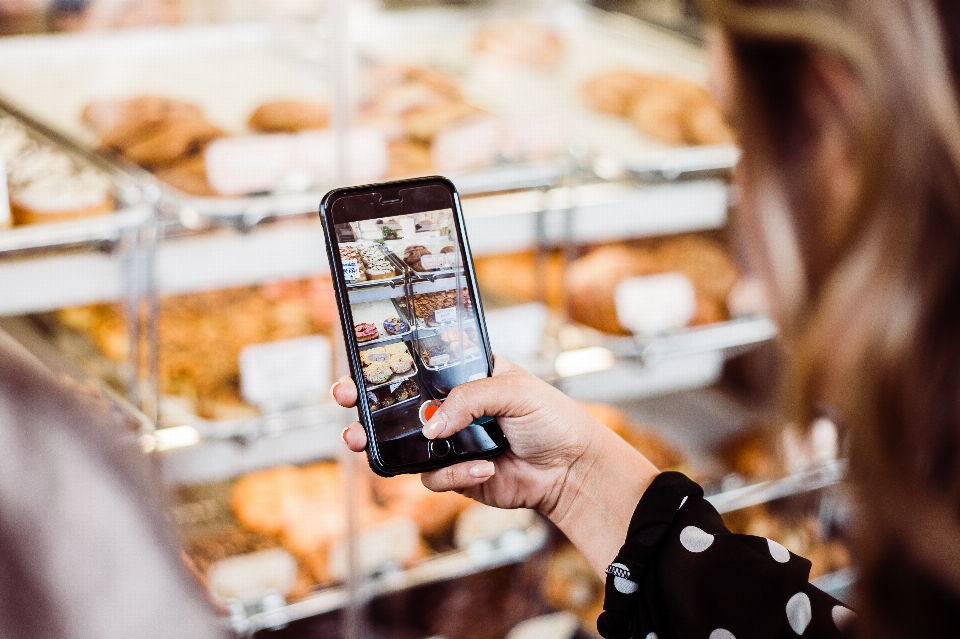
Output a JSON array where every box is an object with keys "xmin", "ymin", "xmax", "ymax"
[{"xmin": 0, "ymin": 0, "xmax": 851, "ymax": 637}]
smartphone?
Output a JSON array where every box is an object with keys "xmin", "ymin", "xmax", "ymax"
[{"xmin": 320, "ymin": 177, "xmax": 508, "ymax": 476}]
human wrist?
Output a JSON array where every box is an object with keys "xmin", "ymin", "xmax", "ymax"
[{"xmin": 548, "ymin": 423, "xmax": 659, "ymax": 576}]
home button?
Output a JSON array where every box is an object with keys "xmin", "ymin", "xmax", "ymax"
[{"xmin": 429, "ymin": 438, "xmax": 452, "ymax": 458}]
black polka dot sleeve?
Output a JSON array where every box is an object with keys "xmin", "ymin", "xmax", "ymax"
[{"xmin": 598, "ymin": 472, "xmax": 857, "ymax": 639}]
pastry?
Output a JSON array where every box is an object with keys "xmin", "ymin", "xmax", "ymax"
[
  {"xmin": 383, "ymin": 342, "xmax": 409, "ymax": 355},
  {"xmin": 248, "ymin": 100, "xmax": 330, "ymax": 133},
  {"xmin": 360, "ymin": 346, "xmax": 389, "ymax": 364},
  {"xmin": 393, "ymin": 379, "xmax": 419, "ymax": 403},
  {"xmin": 0, "ymin": 122, "xmax": 115, "ymax": 226},
  {"xmin": 355, "ymin": 322, "xmax": 379, "ymax": 343},
  {"xmin": 582, "ymin": 70, "xmax": 652, "ymax": 116},
  {"xmin": 566, "ymin": 236, "xmax": 738, "ymax": 335},
  {"xmin": 421, "ymin": 343, "xmax": 450, "ymax": 368},
  {"xmin": 385, "ymin": 139, "xmax": 432, "ymax": 179},
  {"xmin": 403, "ymin": 244, "xmax": 431, "ymax": 272},
  {"xmin": 357, "ymin": 245, "xmax": 396, "ymax": 279},
  {"xmin": 382, "ymin": 316, "xmax": 410, "ymax": 335},
  {"xmin": 121, "ymin": 115, "xmax": 225, "ymax": 167},
  {"xmin": 364, "ymin": 361, "xmax": 393, "ymax": 385},
  {"xmin": 389, "ymin": 351, "xmax": 414, "ymax": 374},
  {"xmin": 152, "ymin": 152, "xmax": 218, "ymax": 196},
  {"xmin": 583, "ymin": 70, "xmax": 734, "ymax": 146},
  {"xmin": 440, "ymin": 245, "xmax": 454, "ymax": 254},
  {"xmin": 581, "ymin": 402, "xmax": 685, "ymax": 471}
]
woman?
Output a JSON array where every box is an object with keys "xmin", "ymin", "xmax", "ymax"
[{"xmin": 334, "ymin": 1, "xmax": 960, "ymax": 637}]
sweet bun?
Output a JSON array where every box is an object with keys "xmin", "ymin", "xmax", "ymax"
[{"xmin": 248, "ymin": 100, "xmax": 330, "ymax": 133}]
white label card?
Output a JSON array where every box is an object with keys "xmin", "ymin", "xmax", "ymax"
[
  {"xmin": 342, "ymin": 259, "xmax": 361, "ymax": 281},
  {"xmin": 240, "ymin": 335, "xmax": 331, "ymax": 411},
  {"xmin": 389, "ymin": 381, "xmax": 402, "ymax": 393},
  {"xmin": 434, "ymin": 307, "xmax": 458, "ymax": 325},
  {"xmin": 419, "ymin": 253, "xmax": 456, "ymax": 270}
]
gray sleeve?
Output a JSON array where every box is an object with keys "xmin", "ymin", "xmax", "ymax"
[{"xmin": 0, "ymin": 331, "xmax": 228, "ymax": 639}]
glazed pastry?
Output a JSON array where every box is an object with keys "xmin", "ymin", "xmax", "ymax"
[
  {"xmin": 364, "ymin": 362, "xmax": 393, "ymax": 385},
  {"xmin": 382, "ymin": 316, "xmax": 410, "ymax": 335},
  {"xmin": 248, "ymin": 100, "xmax": 330, "ymax": 133},
  {"xmin": 0, "ymin": 120, "xmax": 115, "ymax": 225},
  {"xmin": 389, "ymin": 351, "xmax": 414, "ymax": 374},
  {"xmin": 355, "ymin": 322, "xmax": 379, "ymax": 343},
  {"xmin": 357, "ymin": 245, "xmax": 396, "ymax": 279},
  {"xmin": 360, "ymin": 347, "xmax": 389, "ymax": 364},
  {"xmin": 440, "ymin": 245, "xmax": 454, "ymax": 254}
]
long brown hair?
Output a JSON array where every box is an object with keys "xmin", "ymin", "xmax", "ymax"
[{"xmin": 701, "ymin": 0, "xmax": 960, "ymax": 636}]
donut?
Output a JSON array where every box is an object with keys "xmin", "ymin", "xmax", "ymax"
[
  {"xmin": 383, "ymin": 316, "xmax": 410, "ymax": 335},
  {"xmin": 364, "ymin": 362, "xmax": 393, "ymax": 385},
  {"xmin": 355, "ymin": 322, "xmax": 378, "ymax": 342},
  {"xmin": 389, "ymin": 351, "xmax": 414, "ymax": 374}
]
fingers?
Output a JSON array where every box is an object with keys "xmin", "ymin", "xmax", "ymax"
[
  {"xmin": 422, "ymin": 360, "xmax": 538, "ymax": 440},
  {"xmin": 330, "ymin": 375, "xmax": 358, "ymax": 408},
  {"xmin": 340, "ymin": 421, "xmax": 367, "ymax": 452},
  {"xmin": 421, "ymin": 459, "xmax": 496, "ymax": 492}
]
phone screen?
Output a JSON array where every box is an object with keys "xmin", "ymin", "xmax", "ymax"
[{"xmin": 325, "ymin": 181, "xmax": 500, "ymax": 472}]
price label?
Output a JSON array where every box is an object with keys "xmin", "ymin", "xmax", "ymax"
[
  {"xmin": 434, "ymin": 307, "xmax": 458, "ymax": 325},
  {"xmin": 389, "ymin": 381, "xmax": 402, "ymax": 393},
  {"xmin": 420, "ymin": 253, "xmax": 456, "ymax": 270},
  {"xmin": 240, "ymin": 335, "xmax": 331, "ymax": 411},
  {"xmin": 342, "ymin": 259, "xmax": 361, "ymax": 282}
]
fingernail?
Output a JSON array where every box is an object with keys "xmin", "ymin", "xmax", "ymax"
[
  {"xmin": 422, "ymin": 411, "xmax": 446, "ymax": 440},
  {"xmin": 340, "ymin": 427, "xmax": 350, "ymax": 445},
  {"xmin": 469, "ymin": 461, "xmax": 495, "ymax": 479},
  {"xmin": 330, "ymin": 381, "xmax": 340, "ymax": 400}
]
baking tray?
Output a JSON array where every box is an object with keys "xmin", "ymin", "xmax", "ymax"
[
  {"xmin": 0, "ymin": 4, "xmax": 734, "ymax": 229},
  {"xmin": 351, "ymin": 298, "xmax": 414, "ymax": 345}
]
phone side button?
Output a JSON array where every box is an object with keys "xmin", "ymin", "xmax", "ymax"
[{"xmin": 428, "ymin": 438, "xmax": 452, "ymax": 458}]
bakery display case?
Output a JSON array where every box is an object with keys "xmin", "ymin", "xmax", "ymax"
[{"xmin": 0, "ymin": 2, "xmax": 853, "ymax": 637}]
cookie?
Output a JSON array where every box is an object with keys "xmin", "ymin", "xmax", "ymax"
[
  {"xmin": 383, "ymin": 316, "xmax": 410, "ymax": 335},
  {"xmin": 364, "ymin": 361, "xmax": 393, "ymax": 385},
  {"xmin": 248, "ymin": 100, "xmax": 330, "ymax": 133}
]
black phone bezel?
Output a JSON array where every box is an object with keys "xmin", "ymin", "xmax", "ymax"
[{"xmin": 319, "ymin": 176, "xmax": 508, "ymax": 476}]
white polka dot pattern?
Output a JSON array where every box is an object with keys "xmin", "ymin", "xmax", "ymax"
[
  {"xmin": 679, "ymin": 526, "xmax": 715, "ymax": 552},
  {"xmin": 678, "ymin": 495, "xmax": 688, "ymax": 510},
  {"xmin": 709, "ymin": 629, "xmax": 736, "ymax": 639},
  {"xmin": 786, "ymin": 592, "xmax": 812, "ymax": 634},
  {"xmin": 767, "ymin": 538, "xmax": 790, "ymax": 563},
  {"xmin": 832, "ymin": 605, "xmax": 856, "ymax": 630},
  {"xmin": 645, "ymin": 633, "xmax": 658, "ymax": 639}
]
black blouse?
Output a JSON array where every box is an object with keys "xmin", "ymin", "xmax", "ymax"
[{"xmin": 599, "ymin": 472, "xmax": 857, "ymax": 639}]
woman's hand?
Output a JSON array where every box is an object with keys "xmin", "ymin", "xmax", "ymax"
[{"xmin": 331, "ymin": 356, "xmax": 659, "ymax": 575}]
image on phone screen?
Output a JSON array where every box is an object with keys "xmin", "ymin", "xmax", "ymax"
[{"xmin": 326, "ymin": 183, "xmax": 502, "ymax": 473}]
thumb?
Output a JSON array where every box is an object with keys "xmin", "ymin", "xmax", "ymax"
[{"xmin": 421, "ymin": 356, "xmax": 530, "ymax": 440}]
